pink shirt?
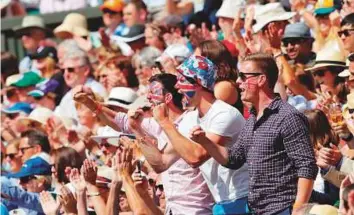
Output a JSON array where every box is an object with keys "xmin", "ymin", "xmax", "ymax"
[{"xmin": 114, "ymin": 113, "xmax": 214, "ymax": 214}]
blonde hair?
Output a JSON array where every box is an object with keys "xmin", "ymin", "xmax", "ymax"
[{"xmin": 42, "ymin": 57, "xmax": 57, "ymax": 79}]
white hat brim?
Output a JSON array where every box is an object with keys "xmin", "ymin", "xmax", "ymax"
[
  {"xmin": 253, "ymin": 12, "xmax": 296, "ymax": 33},
  {"xmin": 91, "ymin": 136, "xmax": 121, "ymax": 147},
  {"xmin": 54, "ymin": 24, "xmax": 89, "ymax": 37},
  {"xmin": 105, "ymin": 100, "xmax": 130, "ymax": 110},
  {"xmin": 338, "ymin": 69, "xmax": 350, "ymax": 78},
  {"xmin": 305, "ymin": 63, "xmax": 347, "ymax": 72}
]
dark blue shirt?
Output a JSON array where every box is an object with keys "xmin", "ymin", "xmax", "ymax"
[{"xmin": 225, "ymin": 97, "xmax": 318, "ymax": 215}]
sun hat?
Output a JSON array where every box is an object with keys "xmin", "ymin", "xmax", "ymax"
[
  {"xmin": 13, "ymin": 15, "xmax": 52, "ymax": 37},
  {"xmin": 17, "ymin": 107, "xmax": 54, "ymax": 127},
  {"xmin": 105, "ymin": 87, "xmax": 138, "ymax": 110},
  {"xmin": 216, "ymin": 0, "xmax": 246, "ymax": 19},
  {"xmin": 156, "ymin": 44, "xmax": 191, "ymax": 63},
  {"xmin": 305, "ymin": 42, "xmax": 346, "ymax": 72},
  {"xmin": 10, "ymin": 71, "xmax": 45, "ymax": 88},
  {"xmin": 252, "ymin": 3, "xmax": 296, "ymax": 33},
  {"xmin": 176, "ymin": 55, "xmax": 217, "ymax": 91},
  {"xmin": 112, "ymin": 24, "xmax": 145, "ymax": 43},
  {"xmin": 314, "ymin": 0, "xmax": 335, "ymax": 16},
  {"xmin": 28, "ymin": 79, "xmax": 59, "ymax": 98},
  {"xmin": 6, "ymin": 157, "xmax": 51, "ymax": 178},
  {"xmin": 91, "ymin": 126, "xmax": 122, "ymax": 147},
  {"xmin": 339, "ymin": 55, "xmax": 354, "ymax": 78},
  {"xmin": 2, "ymin": 102, "xmax": 33, "ymax": 115},
  {"xmin": 128, "ymin": 95, "xmax": 152, "ymax": 111},
  {"xmin": 29, "ymin": 46, "xmax": 58, "ymax": 62},
  {"xmin": 54, "ymin": 13, "xmax": 89, "ymax": 38},
  {"xmin": 282, "ymin": 22, "xmax": 314, "ymax": 40},
  {"xmin": 100, "ymin": 0, "xmax": 124, "ymax": 13}
]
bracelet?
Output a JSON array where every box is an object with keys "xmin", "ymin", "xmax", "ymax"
[
  {"xmin": 93, "ymin": 103, "xmax": 102, "ymax": 115},
  {"xmin": 87, "ymin": 192, "xmax": 100, "ymax": 197}
]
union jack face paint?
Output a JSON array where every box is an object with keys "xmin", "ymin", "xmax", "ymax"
[
  {"xmin": 147, "ymin": 81, "xmax": 165, "ymax": 106},
  {"xmin": 175, "ymin": 73, "xmax": 198, "ymax": 109}
]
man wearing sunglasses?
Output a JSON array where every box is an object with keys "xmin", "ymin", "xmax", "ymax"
[
  {"xmin": 339, "ymin": 13, "xmax": 354, "ymax": 62},
  {"xmin": 100, "ymin": 0, "xmax": 127, "ymax": 37},
  {"xmin": 18, "ymin": 130, "xmax": 51, "ymax": 164}
]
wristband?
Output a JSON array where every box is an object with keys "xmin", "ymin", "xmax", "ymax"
[{"xmin": 87, "ymin": 192, "xmax": 100, "ymax": 197}]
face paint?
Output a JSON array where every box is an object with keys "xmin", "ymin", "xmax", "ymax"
[
  {"xmin": 147, "ymin": 81, "xmax": 165, "ymax": 106},
  {"xmin": 176, "ymin": 74, "xmax": 197, "ymax": 109}
]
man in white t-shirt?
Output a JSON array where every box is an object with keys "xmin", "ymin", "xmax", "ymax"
[{"xmin": 153, "ymin": 55, "xmax": 249, "ymax": 214}]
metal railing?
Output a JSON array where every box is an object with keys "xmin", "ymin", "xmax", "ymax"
[{"xmin": 1, "ymin": 7, "xmax": 104, "ymax": 59}]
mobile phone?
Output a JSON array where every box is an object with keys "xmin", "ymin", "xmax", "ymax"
[{"xmin": 137, "ymin": 160, "xmax": 142, "ymax": 174}]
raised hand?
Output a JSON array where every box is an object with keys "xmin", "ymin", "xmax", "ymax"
[
  {"xmin": 316, "ymin": 144, "xmax": 342, "ymax": 169},
  {"xmin": 132, "ymin": 171, "xmax": 148, "ymax": 192},
  {"xmin": 264, "ymin": 22, "xmax": 283, "ymax": 49},
  {"xmin": 73, "ymin": 85, "xmax": 97, "ymax": 111},
  {"xmin": 152, "ymin": 103, "xmax": 169, "ymax": 124},
  {"xmin": 81, "ymin": 159, "xmax": 98, "ymax": 185},
  {"xmin": 127, "ymin": 109, "xmax": 145, "ymax": 131},
  {"xmin": 189, "ymin": 125, "xmax": 207, "ymax": 144},
  {"xmin": 58, "ymin": 186, "xmax": 77, "ymax": 214},
  {"xmin": 117, "ymin": 144, "xmax": 134, "ymax": 178},
  {"xmin": 69, "ymin": 168, "xmax": 87, "ymax": 192},
  {"xmin": 111, "ymin": 151, "xmax": 123, "ymax": 184},
  {"xmin": 39, "ymin": 191, "xmax": 60, "ymax": 215}
]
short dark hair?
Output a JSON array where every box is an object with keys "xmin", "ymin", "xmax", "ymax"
[
  {"xmin": 21, "ymin": 130, "xmax": 51, "ymax": 153},
  {"xmin": 341, "ymin": 13, "xmax": 354, "ymax": 27},
  {"xmin": 241, "ymin": 53, "xmax": 279, "ymax": 90},
  {"xmin": 51, "ymin": 147, "xmax": 83, "ymax": 183},
  {"xmin": 149, "ymin": 73, "xmax": 183, "ymax": 110},
  {"xmin": 130, "ymin": 0, "xmax": 147, "ymax": 11}
]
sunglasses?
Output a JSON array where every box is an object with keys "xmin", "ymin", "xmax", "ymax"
[
  {"xmin": 313, "ymin": 70, "xmax": 326, "ymax": 77},
  {"xmin": 62, "ymin": 65, "xmax": 85, "ymax": 73},
  {"xmin": 103, "ymin": 9, "xmax": 120, "ymax": 15},
  {"xmin": 283, "ymin": 39, "xmax": 305, "ymax": 46},
  {"xmin": 338, "ymin": 29, "xmax": 354, "ymax": 38},
  {"xmin": 98, "ymin": 74, "xmax": 108, "ymax": 80},
  {"xmin": 7, "ymin": 113, "xmax": 19, "ymax": 120},
  {"xmin": 5, "ymin": 153, "xmax": 17, "ymax": 160},
  {"xmin": 341, "ymin": 0, "xmax": 353, "ymax": 5},
  {"xmin": 155, "ymin": 184, "xmax": 164, "ymax": 192},
  {"xmin": 349, "ymin": 108, "xmax": 354, "ymax": 114},
  {"xmin": 19, "ymin": 146, "xmax": 34, "ymax": 154},
  {"xmin": 20, "ymin": 175, "xmax": 37, "ymax": 184},
  {"xmin": 238, "ymin": 72, "xmax": 263, "ymax": 81}
]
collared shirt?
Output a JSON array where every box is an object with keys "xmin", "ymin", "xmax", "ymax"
[
  {"xmin": 226, "ymin": 97, "xmax": 318, "ymax": 215},
  {"xmin": 114, "ymin": 113, "xmax": 214, "ymax": 215}
]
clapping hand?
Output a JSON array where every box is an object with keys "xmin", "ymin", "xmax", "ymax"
[
  {"xmin": 81, "ymin": 159, "xmax": 98, "ymax": 186},
  {"xmin": 39, "ymin": 191, "xmax": 60, "ymax": 215},
  {"xmin": 69, "ymin": 168, "xmax": 86, "ymax": 193},
  {"xmin": 316, "ymin": 144, "xmax": 342, "ymax": 169},
  {"xmin": 72, "ymin": 85, "xmax": 97, "ymax": 111},
  {"xmin": 58, "ymin": 186, "xmax": 77, "ymax": 214},
  {"xmin": 189, "ymin": 125, "xmax": 208, "ymax": 144},
  {"xmin": 116, "ymin": 144, "xmax": 134, "ymax": 178},
  {"xmin": 132, "ymin": 171, "xmax": 148, "ymax": 192}
]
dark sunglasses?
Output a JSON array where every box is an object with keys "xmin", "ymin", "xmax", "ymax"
[
  {"xmin": 238, "ymin": 72, "xmax": 263, "ymax": 81},
  {"xmin": 313, "ymin": 70, "xmax": 326, "ymax": 77},
  {"xmin": 341, "ymin": 0, "xmax": 353, "ymax": 5},
  {"xmin": 5, "ymin": 153, "xmax": 17, "ymax": 160},
  {"xmin": 103, "ymin": 9, "xmax": 120, "ymax": 15},
  {"xmin": 19, "ymin": 146, "xmax": 34, "ymax": 154},
  {"xmin": 337, "ymin": 29, "xmax": 354, "ymax": 38},
  {"xmin": 98, "ymin": 74, "xmax": 108, "ymax": 80},
  {"xmin": 155, "ymin": 184, "xmax": 164, "ymax": 192},
  {"xmin": 349, "ymin": 108, "xmax": 354, "ymax": 114},
  {"xmin": 62, "ymin": 67, "xmax": 77, "ymax": 73},
  {"xmin": 7, "ymin": 113, "xmax": 19, "ymax": 120},
  {"xmin": 283, "ymin": 39, "xmax": 305, "ymax": 46},
  {"xmin": 20, "ymin": 175, "xmax": 37, "ymax": 184}
]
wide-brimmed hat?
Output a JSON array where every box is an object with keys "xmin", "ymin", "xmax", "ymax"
[
  {"xmin": 105, "ymin": 87, "xmax": 138, "ymax": 110},
  {"xmin": 13, "ymin": 15, "xmax": 52, "ymax": 37},
  {"xmin": 295, "ymin": 204, "xmax": 338, "ymax": 215},
  {"xmin": 216, "ymin": 0, "xmax": 246, "ymax": 19},
  {"xmin": 91, "ymin": 126, "xmax": 135, "ymax": 147},
  {"xmin": 282, "ymin": 22, "xmax": 313, "ymax": 40},
  {"xmin": 343, "ymin": 92, "xmax": 354, "ymax": 119},
  {"xmin": 54, "ymin": 13, "xmax": 89, "ymax": 38},
  {"xmin": 339, "ymin": 56, "xmax": 354, "ymax": 79},
  {"xmin": 253, "ymin": 3, "xmax": 295, "ymax": 33},
  {"xmin": 100, "ymin": 0, "xmax": 124, "ymax": 13},
  {"xmin": 305, "ymin": 42, "xmax": 346, "ymax": 72},
  {"xmin": 17, "ymin": 107, "xmax": 54, "ymax": 127}
]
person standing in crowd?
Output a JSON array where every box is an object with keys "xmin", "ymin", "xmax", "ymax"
[
  {"xmin": 195, "ymin": 53, "xmax": 318, "ymax": 214},
  {"xmin": 55, "ymin": 42, "xmax": 106, "ymax": 121},
  {"xmin": 152, "ymin": 55, "xmax": 249, "ymax": 214},
  {"xmin": 100, "ymin": 0, "xmax": 127, "ymax": 36},
  {"xmin": 13, "ymin": 16, "xmax": 51, "ymax": 73}
]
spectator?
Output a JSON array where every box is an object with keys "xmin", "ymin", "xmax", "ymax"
[
  {"xmin": 144, "ymin": 23, "xmax": 168, "ymax": 51},
  {"xmin": 123, "ymin": 0, "xmax": 148, "ymax": 28},
  {"xmin": 338, "ymin": 13, "xmax": 354, "ymax": 57},
  {"xmin": 54, "ymin": 13, "xmax": 89, "ymax": 40},
  {"xmin": 18, "ymin": 129, "xmax": 51, "ymax": 164},
  {"xmin": 4, "ymin": 138, "xmax": 22, "ymax": 173},
  {"xmin": 100, "ymin": 0, "xmax": 127, "ymax": 36},
  {"xmin": 17, "ymin": 107, "xmax": 54, "ymax": 133},
  {"xmin": 29, "ymin": 46, "xmax": 58, "ymax": 78},
  {"xmin": 27, "ymin": 79, "xmax": 59, "ymax": 110},
  {"xmin": 13, "ymin": 16, "xmax": 51, "ymax": 73},
  {"xmin": 104, "ymin": 87, "xmax": 138, "ymax": 112}
]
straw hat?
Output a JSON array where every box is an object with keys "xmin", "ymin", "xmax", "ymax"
[
  {"xmin": 105, "ymin": 87, "xmax": 138, "ymax": 110},
  {"xmin": 305, "ymin": 42, "xmax": 346, "ymax": 72},
  {"xmin": 339, "ymin": 57, "xmax": 354, "ymax": 79},
  {"xmin": 17, "ymin": 107, "xmax": 54, "ymax": 127},
  {"xmin": 54, "ymin": 13, "xmax": 89, "ymax": 38},
  {"xmin": 216, "ymin": 0, "xmax": 246, "ymax": 19},
  {"xmin": 13, "ymin": 15, "xmax": 52, "ymax": 37},
  {"xmin": 252, "ymin": 3, "xmax": 295, "ymax": 33}
]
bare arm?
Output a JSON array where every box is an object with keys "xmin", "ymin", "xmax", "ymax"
[
  {"xmin": 166, "ymin": 0, "xmax": 194, "ymax": 16},
  {"xmin": 294, "ymin": 178, "xmax": 314, "ymax": 208},
  {"xmin": 105, "ymin": 182, "xmax": 121, "ymax": 215},
  {"xmin": 77, "ymin": 190, "xmax": 89, "ymax": 215}
]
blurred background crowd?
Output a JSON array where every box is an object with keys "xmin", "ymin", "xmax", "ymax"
[{"xmin": 1, "ymin": 0, "xmax": 354, "ymax": 214}]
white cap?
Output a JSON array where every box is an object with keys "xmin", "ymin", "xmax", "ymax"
[
  {"xmin": 156, "ymin": 44, "xmax": 191, "ymax": 63},
  {"xmin": 216, "ymin": 0, "xmax": 246, "ymax": 19},
  {"xmin": 105, "ymin": 87, "xmax": 138, "ymax": 110}
]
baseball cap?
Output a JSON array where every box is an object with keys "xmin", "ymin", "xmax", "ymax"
[
  {"xmin": 10, "ymin": 71, "xmax": 45, "ymax": 88},
  {"xmin": 314, "ymin": 0, "xmax": 335, "ymax": 16},
  {"xmin": 28, "ymin": 79, "xmax": 59, "ymax": 98},
  {"xmin": 176, "ymin": 55, "xmax": 217, "ymax": 91},
  {"xmin": 282, "ymin": 22, "xmax": 313, "ymax": 40},
  {"xmin": 100, "ymin": 0, "xmax": 124, "ymax": 13},
  {"xmin": 156, "ymin": 44, "xmax": 191, "ymax": 63},
  {"xmin": 105, "ymin": 87, "xmax": 138, "ymax": 110},
  {"xmin": 29, "ymin": 46, "xmax": 58, "ymax": 62},
  {"xmin": 6, "ymin": 157, "xmax": 51, "ymax": 178},
  {"xmin": 2, "ymin": 102, "xmax": 33, "ymax": 115},
  {"xmin": 112, "ymin": 24, "xmax": 145, "ymax": 43}
]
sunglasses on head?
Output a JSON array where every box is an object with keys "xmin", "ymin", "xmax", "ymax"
[
  {"xmin": 238, "ymin": 72, "xmax": 263, "ymax": 81},
  {"xmin": 337, "ymin": 29, "xmax": 354, "ymax": 38},
  {"xmin": 313, "ymin": 70, "xmax": 326, "ymax": 77},
  {"xmin": 5, "ymin": 153, "xmax": 17, "ymax": 160}
]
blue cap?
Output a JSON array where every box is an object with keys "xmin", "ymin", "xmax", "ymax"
[
  {"xmin": 6, "ymin": 157, "xmax": 51, "ymax": 178},
  {"xmin": 2, "ymin": 102, "xmax": 33, "ymax": 115},
  {"xmin": 28, "ymin": 79, "xmax": 59, "ymax": 98}
]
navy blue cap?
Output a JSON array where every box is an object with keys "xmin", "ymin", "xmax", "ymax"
[
  {"xmin": 6, "ymin": 157, "xmax": 51, "ymax": 178},
  {"xmin": 2, "ymin": 102, "xmax": 33, "ymax": 115}
]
